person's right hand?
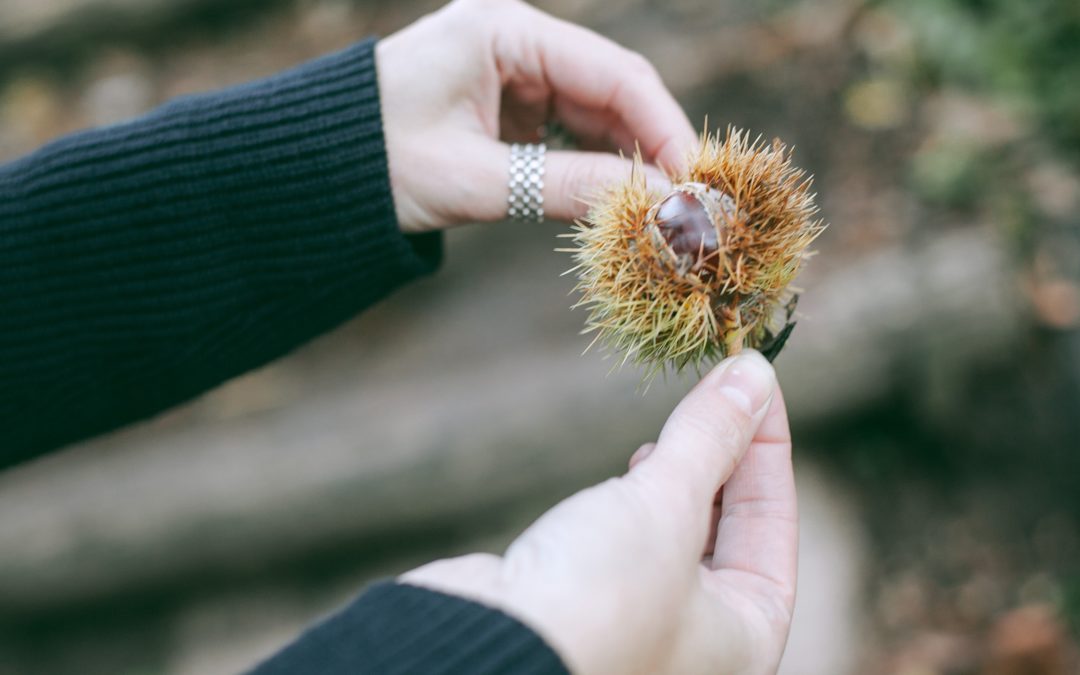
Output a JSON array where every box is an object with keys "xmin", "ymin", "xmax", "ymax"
[
  {"xmin": 403, "ymin": 351, "xmax": 798, "ymax": 674},
  {"xmin": 376, "ymin": 0, "xmax": 698, "ymax": 233}
]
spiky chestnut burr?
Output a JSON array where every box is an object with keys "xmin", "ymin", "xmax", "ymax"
[{"xmin": 566, "ymin": 127, "xmax": 825, "ymax": 378}]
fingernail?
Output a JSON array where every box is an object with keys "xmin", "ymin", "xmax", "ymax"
[{"xmin": 709, "ymin": 351, "xmax": 775, "ymax": 416}]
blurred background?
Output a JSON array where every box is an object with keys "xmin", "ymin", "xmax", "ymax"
[{"xmin": 1, "ymin": 0, "xmax": 1078, "ymax": 673}]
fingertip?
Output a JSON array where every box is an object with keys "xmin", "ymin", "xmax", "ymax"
[
  {"xmin": 700, "ymin": 350, "xmax": 776, "ymax": 419},
  {"xmin": 641, "ymin": 164, "xmax": 673, "ymax": 193},
  {"xmin": 653, "ymin": 128, "xmax": 698, "ymax": 176},
  {"xmin": 753, "ymin": 376, "xmax": 793, "ymax": 447},
  {"xmin": 639, "ymin": 352, "xmax": 776, "ymax": 517}
]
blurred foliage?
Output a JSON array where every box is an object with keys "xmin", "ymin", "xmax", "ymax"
[
  {"xmin": 889, "ymin": 0, "xmax": 1080, "ymax": 162},
  {"xmin": 909, "ymin": 140, "xmax": 998, "ymax": 209},
  {"xmin": 855, "ymin": 0, "xmax": 1080, "ymax": 342}
]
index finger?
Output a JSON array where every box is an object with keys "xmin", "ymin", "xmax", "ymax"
[
  {"xmin": 507, "ymin": 3, "xmax": 698, "ymax": 172},
  {"xmin": 630, "ymin": 352, "xmax": 776, "ymax": 558},
  {"xmin": 707, "ymin": 387, "xmax": 798, "ymax": 611}
]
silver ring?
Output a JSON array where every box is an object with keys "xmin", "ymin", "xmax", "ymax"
[{"xmin": 508, "ymin": 142, "xmax": 546, "ymax": 222}]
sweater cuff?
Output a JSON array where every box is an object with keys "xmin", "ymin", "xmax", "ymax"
[
  {"xmin": 230, "ymin": 36, "xmax": 443, "ymax": 284},
  {"xmin": 143, "ymin": 35, "xmax": 443, "ymax": 289},
  {"xmin": 0, "ymin": 37, "xmax": 443, "ymax": 458},
  {"xmin": 248, "ymin": 581, "xmax": 569, "ymax": 675}
]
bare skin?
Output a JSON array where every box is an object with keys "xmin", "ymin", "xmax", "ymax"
[
  {"xmin": 404, "ymin": 351, "xmax": 798, "ymax": 675},
  {"xmin": 377, "ymin": 0, "xmax": 696, "ymax": 232},
  {"xmin": 378, "ymin": 3, "xmax": 798, "ymax": 672}
]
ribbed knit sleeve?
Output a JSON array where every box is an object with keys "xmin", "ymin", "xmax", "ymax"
[
  {"xmin": 0, "ymin": 39, "xmax": 441, "ymax": 466},
  {"xmin": 249, "ymin": 581, "xmax": 570, "ymax": 675}
]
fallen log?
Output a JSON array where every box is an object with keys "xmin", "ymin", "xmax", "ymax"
[{"xmin": 0, "ymin": 226, "xmax": 1021, "ymax": 612}]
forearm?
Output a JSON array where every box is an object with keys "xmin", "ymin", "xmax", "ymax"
[{"xmin": 0, "ymin": 39, "xmax": 440, "ymax": 466}]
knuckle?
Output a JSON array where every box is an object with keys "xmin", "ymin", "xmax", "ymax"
[
  {"xmin": 756, "ymin": 588, "xmax": 797, "ymax": 645},
  {"xmin": 624, "ymin": 49, "xmax": 659, "ymax": 79},
  {"xmin": 559, "ymin": 155, "xmax": 597, "ymax": 201},
  {"xmin": 459, "ymin": 551, "xmax": 499, "ymax": 564},
  {"xmin": 685, "ymin": 391, "xmax": 754, "ymax": 446},
  {"xmin": 636, "ymin": 460, "xmax": 704, "ymax": 524},
  {"xmin": 450, "ymin": 0, "xmax": 515, "ymax": 18},
  {"xmin": 669, "ymin": 471, "xmax": 709, "ymax": 517},
  {"xmin": 563, "ymin": 154, "xmax": 626, "ymax": 197},
  {"xmin": 555, "ymin": 158, "xmax": 581, "ymax": 204},
  {"xmin": 669, "ymin": 402, "xmax": 751, "ymax": 479}
]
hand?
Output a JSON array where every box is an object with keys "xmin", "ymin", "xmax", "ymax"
[
  {"xmin": 402, "ymin": 351, "xmax": 798, "ymax": 675},
  {"xmin": 376, "ymin": 0, "xmax": 698, "ymax": 233}
]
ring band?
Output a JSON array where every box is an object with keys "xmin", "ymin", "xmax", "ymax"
[{"xmin": 508, "ymin": 142, "xmax": 546, "ymax": 222}]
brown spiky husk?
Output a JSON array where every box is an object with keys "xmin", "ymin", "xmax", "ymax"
[{"xmin": 567, "ymin": 127, "xmax": 825, "ymax": 378}]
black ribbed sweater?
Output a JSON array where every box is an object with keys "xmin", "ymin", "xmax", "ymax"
[{"xmin": 1, "ymin": 40, "xmax": 568, "ymax": 675}]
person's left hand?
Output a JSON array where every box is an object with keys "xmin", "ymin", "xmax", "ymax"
[
  {"xmin": 376, "ymin": 0, "xmax": 698, "ymax": 233},
  {"xmin": 402, "ymin": 351, "xmax": 799, "ymax": 675}
]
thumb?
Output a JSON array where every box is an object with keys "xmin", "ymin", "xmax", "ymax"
[
  {"xmin": 633, "ymin": 352, "xmax": 777, "ymax": 529},
  {"xmin": 544, "ymin": 150, "xmax": 670, "ymax": 221}
]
